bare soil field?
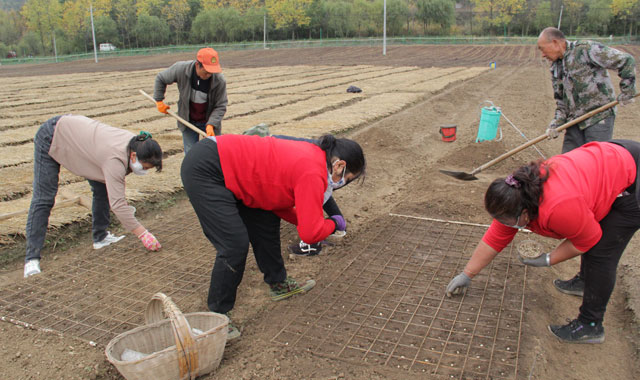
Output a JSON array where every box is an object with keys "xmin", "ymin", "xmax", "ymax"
[{"xmin": 1, "ymin": 45, "xmax": 640, "ymax": 380}]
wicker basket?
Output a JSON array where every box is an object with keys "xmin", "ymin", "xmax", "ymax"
[{"xmin": 105, "ymin": 293, "xmax": 228, "ymax": 380}]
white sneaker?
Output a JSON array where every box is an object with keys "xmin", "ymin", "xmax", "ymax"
[
  {"xmin": 24, "ymin": 259, "xmax": 41, "ymax": 278},
  {"xmin": 93, "ymin": 231, "xmax": 125, "ymax": 250}
]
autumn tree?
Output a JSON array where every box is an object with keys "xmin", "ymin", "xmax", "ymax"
[
  {"xmin": 21, "ymin": 0, "xmax": 61, "ymax": 52},
  {"xmin": 163, "ymin": 0, "xmax": 191, "ymax": 44},
  {"xmin": 266, "ymin": 0, "xmax": 312, "ymax": 39}
]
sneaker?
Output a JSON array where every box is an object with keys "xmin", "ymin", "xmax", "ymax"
[
  {"xmin": 227, "ymin": 323, "xmax": 241, "ymax": 340},
  {"xmin": 548, "ymin": 319, "xmax": 604, "ymax": 344},
  {"xmin": 223, "ymin": 312, "xmax": 241, "ymax": 341},
  {"xmin": 553, "ymin": 274, "xmax": 584, "ymax": 297},
  {"xmin": 93, "ymin": 231, "xmax": 125, "ymax": 250},
  {"xmin": 269, "ymin": 277, "xmax": 316, "ymax": 301},
  {"xmin": 24, "ymin": 259, "xmax": 41, "ymax": 278},
  {"xmin": 288, "ymin": 241, "xmax": 322, "ymax": 256}
]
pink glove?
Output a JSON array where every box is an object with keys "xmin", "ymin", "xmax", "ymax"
[{"xmin": 138, "ymin": 230, "xmax": 161, "ymax": 251}]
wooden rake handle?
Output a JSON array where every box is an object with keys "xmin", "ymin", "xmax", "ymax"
[
  {"xmin": 145, "ymin": 293, "xmax": 199, "ymax": 380},
  {"xmin": 139, "ymin": 89, "xmax": 207, "ymax": 138},
  {"xmin": 471, "ymin": 94, "xmax": 640, "ymax": 176}
]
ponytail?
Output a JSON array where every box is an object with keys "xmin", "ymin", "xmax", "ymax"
[
  {"xmin": 128, "ymin": 131, "xmax": 163, "ymax": 172},
  {"xmin": 485, "ymin": 160, "xmax": 549, "ymax": 220},
  {"xmin": 316, "ymin": 134, "xmax": 366, "ymax": 180}
]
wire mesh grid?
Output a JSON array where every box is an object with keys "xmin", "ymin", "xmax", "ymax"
[
  {"xmin": 0, "ymin": 205, "xmax": 299, "ymax": 345},
  {"xmin": 272, "ymin": 214, "xmax": 527, "ymax": 380}
]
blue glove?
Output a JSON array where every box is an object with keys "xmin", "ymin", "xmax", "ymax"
[{"xmin": 330, "ymin": 215, "xmax": 346, "ymax": 231}]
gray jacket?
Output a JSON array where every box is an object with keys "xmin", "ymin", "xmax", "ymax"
[{"xmin": 153, "ymin": 60, "xmax": 228, "ymax": 135}]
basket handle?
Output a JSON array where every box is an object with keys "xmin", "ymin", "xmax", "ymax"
[{"xmin": 145, "ymin": 293, "xmax": 200, "ymax": 380}]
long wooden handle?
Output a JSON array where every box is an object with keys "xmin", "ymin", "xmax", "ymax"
[
  {"xmin": 471, "ymin": 94, "xmax": 639, "ymax": 175},
  {"xmin": 139, "ymin": 89, "xmax": 208, "ymax": 138}
]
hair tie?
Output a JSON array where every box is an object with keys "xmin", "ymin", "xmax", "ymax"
[
  {"xmin": 505, "ymin": 175, "xmax": 521, "ymax": 188},
  {"xmin": 137, "ymin": 131, "xmax": 152, "ymax": 141}
]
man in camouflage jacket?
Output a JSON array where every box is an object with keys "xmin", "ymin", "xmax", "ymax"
[{"xmin": 537, "ymin": 27, "xmax": 636, "ymax": 153}]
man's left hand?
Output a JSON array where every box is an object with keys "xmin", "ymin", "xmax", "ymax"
[
  {"xmin": 617, "ymin": 93, "xmax": 636, "ymax": 106},
  {"xmin": 519, "ymin": 252, "xmax": 551, "ymax": 267},
  {"xmin": 206, "ymin": 124, "xmax": 215, "ymax": 136}
]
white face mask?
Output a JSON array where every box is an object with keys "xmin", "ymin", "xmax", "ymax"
[
  {"xmin": 129, "ymin": 157, "xmax": 148, "ymax": 176},
  {"xmin": 328, "ymin": 160, "xmax": 346, "ymax": 190}
]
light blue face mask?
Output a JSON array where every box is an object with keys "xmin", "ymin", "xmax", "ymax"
[{"xmin": 501, "ymin": 213, "xmax": 524, "ymax": 229}]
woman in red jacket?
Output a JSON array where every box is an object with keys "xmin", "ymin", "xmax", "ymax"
[
  {"xmin": 181, "ymin": 134, "xmax": 365, "ymax": 339},
  {"xmin": 445, "ymin": 140, "xmax": 640, "ymax": 344}
]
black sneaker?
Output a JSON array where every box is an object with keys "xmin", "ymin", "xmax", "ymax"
[
  {"xmin": 288, "ymin": 241, "xmax": 322, "ymax": 256},
  {"xmin": 548, "ymin": 319, "xmax": 604, "ymax": 344},
  {"xmin": 553, "ymin": 274, "xmax": 584, "ymax": 297}
]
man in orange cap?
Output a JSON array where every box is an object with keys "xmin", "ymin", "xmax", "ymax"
[{"xmin": 153, "ymin": 47, "xmax": 228, "ymax": 152}]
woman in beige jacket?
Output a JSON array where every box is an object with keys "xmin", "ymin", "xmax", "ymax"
[{"xmin": 24, "ymin": 115, "xmax": 164, "ymax": 278}]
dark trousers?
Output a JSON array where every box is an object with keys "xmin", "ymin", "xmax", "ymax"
[
  {"xmin": 577, "ymin": 139, "xmax": 640, "ymax": 323},
  {"xmin": 181, "ymin": 138, "xmax": 287, "ymax": 314},
  {"xmin": 562, "ymin": 115, "xmax": 615, "ymax": 153},
  {"xmin": 25, "ymin": 116, "xmax": 112, "ymax": 262}
]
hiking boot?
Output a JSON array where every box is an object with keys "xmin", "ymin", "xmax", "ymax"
[
  {"xmin": 288, "ymin": 241, "xmax": 322, "ymax": 256},
  {"xmin": 24, "ymin": 259, "xmax": 41, "ymax": 278},
  {"xmin": 93, "ymin": 231, "xmax": 125, "ymax": 250},
  {"xmin": 553, "ymin": 274, "xmax": 584, "ymax": 297},
  {"xmin": 269, "ymin": 277, "xmax": 316, "ymax": 301},
  {"xmin": 548, "ymin": 319, "xmax": 604, "ymax": 344}
]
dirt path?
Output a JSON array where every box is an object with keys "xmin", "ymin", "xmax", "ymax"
[{"xmin": 1, "ymin": 46, "xmax": 639, "ymax": 379}]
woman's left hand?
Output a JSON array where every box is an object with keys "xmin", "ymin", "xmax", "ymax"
[{"xmin": 520, "ymin": 252, "xmax": 550, "ymax": 267}]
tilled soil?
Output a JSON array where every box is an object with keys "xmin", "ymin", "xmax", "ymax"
[{"xmin": 1, "ymin": 46, "xmax": 640, "ymax": 380}]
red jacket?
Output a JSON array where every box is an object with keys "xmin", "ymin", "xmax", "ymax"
[
  {"xmin": 216, "ymin": 135, "xmax": 335, "ymax": 243},
  {"xmin": 483, "ymin": 142, "xmax": 636, "ymax": 253}
]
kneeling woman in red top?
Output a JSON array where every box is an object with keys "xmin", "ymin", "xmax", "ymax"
[
  {"xmin": 446, "ymin": 140, "xmax": 640, "ymax": 344},
  {"xmin": 181, "ymin": 134, "xmax": 365, "ymax": 339}
]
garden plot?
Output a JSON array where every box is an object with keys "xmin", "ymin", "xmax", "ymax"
[
  {"xmin": 0, "ymin": 64, "xmax": 486, "ymax": 242},
  {"xmin": 0, "ymin": 153, "xmax": 185, "ymax": 235},
  {"xmin": 273, "ymin": 214, "xmax": 526, "ymax": 379},
  {"xmin": 225, "ymin": 93, "xmax": 364, "ymax": 130},
  {"xmin": 256, "ymin": 66, "xmax": 419, "ymax": 95},
  {"xmin": 0, "ymin": 203, "xmax": 300, "ymax": 344}
]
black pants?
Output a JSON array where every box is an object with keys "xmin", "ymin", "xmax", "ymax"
[
  {"xmin": 181, "ymin": 138, "xmax": 287, "ymax": 314},
  {"xmin": 577, "ymin": 139, "xmax": 640, "ymax": 323}
]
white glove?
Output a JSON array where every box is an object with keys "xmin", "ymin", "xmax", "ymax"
[{"xmin": 546, "ymin": 125, "xmax": 560, "ymax": 139}]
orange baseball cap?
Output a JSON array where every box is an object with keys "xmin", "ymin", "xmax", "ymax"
[{"xmin": 196, "ymin": 48, "xmax": 222, "ymax": 73}]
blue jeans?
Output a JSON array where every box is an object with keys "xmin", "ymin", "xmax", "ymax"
[
  {"xmin": 182, "ymin": 121, "xmax": 207, "ymax": 153},
  {"xmin": 25, "ymin": 117, "xmax": 111, "ymax": 261}
]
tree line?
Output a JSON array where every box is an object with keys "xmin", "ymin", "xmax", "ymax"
[{"xmin": 0, "ymin": 0, "xmax": 638, "ymax": 58}]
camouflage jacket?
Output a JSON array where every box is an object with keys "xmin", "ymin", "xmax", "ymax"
[{"xmin": 550, "ymin": 40, "xmax": 636, "ymax": 130}]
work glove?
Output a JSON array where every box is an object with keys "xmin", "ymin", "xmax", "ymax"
[
  {"xmin": 330, "ymin": 215, "xmax": 346, "ymax": 231},
  {"xmin": 617, "ymin": 93, "xmax": 635, "ymax": 107},
  {"xmin": 546, "ymin": 121, "xmax": 560, "ymax": 139},
  {"xmin": 206, "ymin": 124, "xmax": 215, "ymax": 136},
  {"xmin": 138, "ymin": 230, "xmax": 162, "ymax": 251},
  {"xmin": 446, "ymin": 272, "xmax": 471, "ymax": 297},
  {"xmin": 156, "ymin": 101, "xmax": 170, "ymax": 114},
  {"xmin": 519, "ymin": 252, "xmax": 550, "ymax": 267}
]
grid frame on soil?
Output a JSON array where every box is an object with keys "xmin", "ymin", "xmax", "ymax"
[
  {"xmin": 0, "ymin": 205, "xmax": 298, "ymax": 345},
  {"xmin": 272, "ymin": 214, "xmax": 527, "ymax": 380}
]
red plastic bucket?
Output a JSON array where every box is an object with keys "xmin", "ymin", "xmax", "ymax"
[{"xmin": 439, "ymin": 125, "xmax": 457, "ymax": 142}]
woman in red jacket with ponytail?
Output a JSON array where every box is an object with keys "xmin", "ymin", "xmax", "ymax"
[{"xmin": 181, "ymin": 134, "xmax": 365, "ymax": 339}]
